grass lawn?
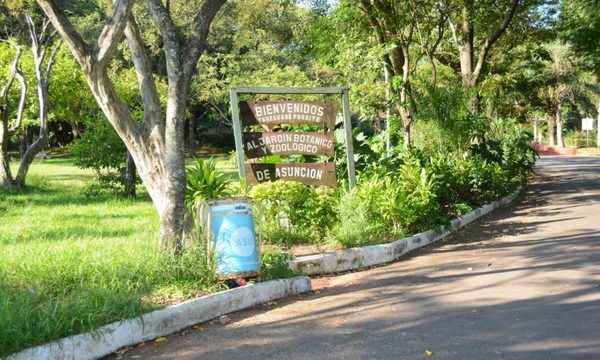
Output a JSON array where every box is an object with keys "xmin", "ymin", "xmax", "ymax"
[{"xmin": 0, "ymin": 157, "xmax": 234, "ymax": 357}]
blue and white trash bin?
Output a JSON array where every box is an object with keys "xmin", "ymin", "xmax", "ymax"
[{"xmin": 200, "ymin": 197, "xmax": 261, "ymax": 280}]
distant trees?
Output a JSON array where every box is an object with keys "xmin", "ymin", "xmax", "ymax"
[
  {"xmin": 0, "ymin": 4, "xmax": 62, "ymax": 188},
  {"xmin": 538, "ymin": 41, "xmax": 598, "ymax": 147}
]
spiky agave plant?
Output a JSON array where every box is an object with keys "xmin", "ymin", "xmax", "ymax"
[{"xmin": 185, "ymin": 158, "xmax": 232, "ymax": 213}]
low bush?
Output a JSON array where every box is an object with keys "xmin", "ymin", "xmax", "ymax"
[
  {"xmin": 326, "ymin": 183, "xmax": 388, "ymax": 248},
  {"xmin": 260, "ymin": 248, "xmax": 296, "ymax": 280},
  {"xmin": 247, "ymin": 121, "xmax": 535, "ymax": 250},
  {"xmin": 250, "ymin": 181, "xmax": 335, "ymax": 247}
]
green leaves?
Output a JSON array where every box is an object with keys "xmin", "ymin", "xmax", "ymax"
[{"xmin": 185, "ymin": 159, "xmax": 232, "ymax": 212}]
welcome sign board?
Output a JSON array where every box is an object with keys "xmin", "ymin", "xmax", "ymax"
[
  {"xmin": 230, "ymin": 87, "xmax": 356, "ymax": 189},
  {"xmin": 240, "ymin": 100, "xmax": 337, "ymax": 129}
]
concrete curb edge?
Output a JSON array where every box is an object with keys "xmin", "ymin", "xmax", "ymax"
[
  {"xmin": 9, "ymin": 276, "xmax": 312, "ymax": 360},
  {"xmin": 289, "ymin": 189, "xmax": 521, "ymax": 276}
]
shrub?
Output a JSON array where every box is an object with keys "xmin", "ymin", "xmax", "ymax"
[
  {"xmin": 185, "ymin": 159, "xmax": 232, "ymax": 213},
  {"xmin": 260, "ymin": 248, "xmax": 295, "ymax": 281},
  {"xmin": 71, "ymin": 119, "xmax": 125, "ymax": 171},
  {"xmin": 326, "ymin": 183, "xmax": 388, "ymax": 248},
  {"xmin": 250, "ymin": 181, "xmax": 335, "ymax": 247}
]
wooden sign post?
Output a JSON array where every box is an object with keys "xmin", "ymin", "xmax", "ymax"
[{"xmin": 229, "ymin": 87, "xmax": 356, "ymax": 189}]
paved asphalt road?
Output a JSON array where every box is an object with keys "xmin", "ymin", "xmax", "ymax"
[{"xmin": 116, "ymin": 155, "xmax": 600, "ymax": 360}]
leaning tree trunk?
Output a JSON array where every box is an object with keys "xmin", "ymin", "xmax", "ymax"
[
  {"xmin": 15, "ymin": 76, "xmax": 49, "ymax": 188},
  {"xmin": 19, "ymin": 130, "xmax": 28, "ymax": 159},
  {"xmin": 556, "ymin": 104, "xmax": 564, "ymax": 148}
]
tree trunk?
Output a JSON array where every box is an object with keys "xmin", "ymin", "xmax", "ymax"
[
  {"xmin": 124, "ymin": 150, "xmax": 136, "ymax": 198},
  {"xmin": 0, "ymin": 108, "xmax": 13, "ymax": 187},
  {"xmin": 384, "ymin": 64, "xmax": 392, "ymax": 151},
  {"xmin": 429, "ymin": 53, "xmax": 437, "ymax": 87},
  {"xmin": 403, "ymin": 123, "xmax": 411, "ymax": 149},
  {"xmin": 399, "ymin": 44, "xmax": 413, "ymax": 150},
  {"xmin": 1, "ymin": 44, "xmax": 25, "ymax": 186},
  {"xmin": 188, "ymin": 116, "xmax": 196, "ymax": 157},
  {"xmin": 448, "ymin": 0, "xmax": 519, "ymax": 114},
  {"xmin": 548, "ymin": 114, "xmax": 556, "ymax": 146},
  {"xmin": 19, "ymin": 128, "xmax": 27, "ymax": 159},
  {"xmin": 15, "ymin": 46, "xmax": 51, "ymax": 188},
  {"xmin": 556, "ymin": 105, "xmax": 564, "ymax": 148}
]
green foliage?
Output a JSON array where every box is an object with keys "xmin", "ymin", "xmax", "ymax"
[
  {"xmin": 259, "ymin": 248, "xmax": 295, "ymax": 281},
  {"xmin": 71, "ymin": 119, "xmax": 125, "ymax": 171},
  {"xmin": 185, "ymin": 159, "xmax": 232, "ymax": 212},
  {"xmin": 250, "ymin": 181, "xmax": 335, "ymax": 247},
  {"xmin": 326, "ymin": 187, "xmax": 388, "ymax": 248},
  {"xmin": 564, "ymin": 129, "xmax": 597, "ymax": 148},
  {"xmin": 70, "ymin": 119, "xmax": 137, "ymax": 198}
]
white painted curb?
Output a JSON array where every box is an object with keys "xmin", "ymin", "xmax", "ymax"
[
  {"xmin": 289, "ymin": 189, "xmax": 521, "ymax": 276},
  {"xmin": 8, "ymin": 277, "xmax": 311, "ymax": 360}
]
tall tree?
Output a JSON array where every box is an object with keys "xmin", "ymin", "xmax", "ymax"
[
  {"xmin": 0, "ymin": 6, "xmax": 61, "ymax": 188},
  {"xmin": 539, "ymin": 41, "xmax": 599, "ymax": 147},
  {"xmin": 358, "ymin": 0, "xmax": 419, "ymax": 149},
  {"xmin": 0, "ymin": 41, "xmax": 27, "ymax": 186},
  {"xmin": 442, "ymin": 0, "xmax": 520, "ymax": 112},
  {"xmin": 36, "ymin": 0, "xmax": 226, "ymax": 250}
]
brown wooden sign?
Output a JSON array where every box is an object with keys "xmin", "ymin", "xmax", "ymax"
[
  {"xmin": 245, "ymin": 163, "xmax": 336, "ymax": 187},
  {"xmin": 243, "ymin": 132, "xmax": 334, "ymax": 158},
  {"xmin": 240, "ymin": 100, "xmax": 337, "ymax": 128}
]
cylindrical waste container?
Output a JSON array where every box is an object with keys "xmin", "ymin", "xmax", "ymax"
[{"xmin": 200, "ymin": 197, "xmax": 260, "ymax": 280}]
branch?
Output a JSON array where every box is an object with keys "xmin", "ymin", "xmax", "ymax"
[
  {"xmin": 13, "ymin": 69, "xmax": 27, "ymax": 130},
  {"xmin": 38, "ymin": 18, "xmax": 51, "ymax": 44},
  {"xmin": 472, "ymin": 0, "xmax": 520, "ymax": 80},
  {"xmin": 181, "ymin": 0, "xmax": 226, "ymax": 83},
  {"xmin": 94, "ymin": 0, "xmax": 135, "ymax": 66},
  {"xmin": 360, "ymin": 0, "xmax": 399, "ymax": 77},
  {"xmin": 36, "ymin": 0, "xmax": 90, "ymax": 64},
  {"xmin": 207, "ymin": 100, "xmax": 231, "ymax": 125},
  {"xmin": 25, "ymin": 14, "xmax": 39, "ymax": 51},
  {"xmin": 124, "ymin": 16, "xmax": 162, "ymax": 128},
  {"xmin": 45, "ymin": 40, "xmax": 62, "ymax": 83},
  {"xmin": 0, "ymin": 41, "xmax": 22, "ymax": 99},
  {"xmin": 0, "ymin": 41, "xmax": 27, "ymax": 131},
  {"xmin": 147, "ymin": 0, "xmax": 183, "ymax": 84}
]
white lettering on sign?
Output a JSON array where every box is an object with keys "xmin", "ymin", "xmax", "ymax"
[
  {"xmin": 252, "ymin": 102, "xmax": 327, "ymax": 124},
  {"xmin": 275, "ymin": 166, "xmax": 324, "ymax": 180},
  {"xmin": 255, "ymin": 169, "xmax": 271, "ymax": 181},
  {"xmin": 243, "ymin": 132, "xmax": 334, "ymax": 157},
  {"xmin": 230, "ymin": 227, "xmax": 255, "ymax": 257}
]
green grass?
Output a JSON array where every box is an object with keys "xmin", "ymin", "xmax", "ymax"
[{"xmin": 0, "ymin": 158, "xmax": 230, "ymax": 357}]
